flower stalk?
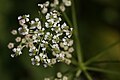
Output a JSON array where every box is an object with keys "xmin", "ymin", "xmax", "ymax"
[{"xmin": 71, "ymin": 0, "xmax": 93, "ymax": 80}]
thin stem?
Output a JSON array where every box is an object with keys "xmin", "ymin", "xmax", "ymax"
[
  {"xmin": 62, "ymin": 12, "xmax": 73, "ymax": 27},
  {"xmin": 78, "ymin": 63, "xmax": 93, "ymax": 80},
  {"xmin": 76, "ymin": 69, "xmax": 82, "ymax": 77},
  {"xmin": 83, "ymin": 69, "xmax": 93, "ymax": 80},
  {"xmin": 86, "ymin": 67, "xmax": 120, "ymax": 75},
  {"xmin": 72, "ymin": 0, "xmax": 83, "ymax": 64},
  {"xmin": 91, "ymin": 60, "xmax": 120, "ymax": 64},
  {"xmin": 71, "ymin": 0, "xmax": 93, "ymax": 80},
  {"xmin": 37, "ymin": 44, "xmax": 41, "ymax": 54},
  {"xmin": 85, "ymin": 40, "xmax": 120, "ymax": 65}
]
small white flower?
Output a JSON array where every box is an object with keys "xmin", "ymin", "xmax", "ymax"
[
  {"xmin": 25, "ymin": 14, "xmax": 30, "ymax": 18},
  {"xmin": 15, "ymin": 37, "xmax": 21, "ymax": 42},
  {"xmin": 46, "ymin": 13, "xmax": 50, "ymax": 19},
  {"xmin": 44, "ymin": 78, "xmax": 50, "ymax": 80},
  {"xmin": 32, "ymin": 34, "xmax": 37, "ymax": 40},
  {"xmin": 46, "ymin": 32, "xmax": 50, "ymax": 35},
  {"xmin": 43, "ymin": 54, "xmax": 47, "ymax": 58},
  {"xmin": 64, "ymin": 46, "xmax": 68, "ymax": 50},
  {"xmin": 64, "ymin": 0, "xmax": 71, "ymax": 6},
  {"xmin": 19, "ymin": 19, "xmax": 26, "ymax": 25},
  {"xmin": 61, "ymin": 23, "xmax": 67, "ymax": 29},
  {"xmin": 11, "ymin": 30, "xmax": 17, "ymax": 35},
  {"xmin": 25, "ymin": 34, "xmax": 32, "ymax": 40},
  {"xmin": 35, "ymin": 18, "xmax": 39, "ymax": 21},
  {"xmin": 18, "ymin": 27, "xmax": 29, "ymax": 35},
  {"xmin": 68, "ymin": 47, "xmax": 74, "ymax": 53},
  {"xmin": 21, "ymin": 38, "xmax": 26, "ymax": 43},
  {"xmin": 37, "ymin": 23, "xmax": 42, "ymax": 30},
  {"xmin": 59, "ymin": 53, "xmax": 65, "ymax": 58},
  {"xmin": 18, "ymin": 16, "xmax": 22, "ymax": 20},
  {"xmin": 60, "ymin": 42, "xmax": 64, "ymax": 48},
  {"xmin": 31, "ymin": 20, "xmax": 35, "ymax": 24},
  {"xmin": 57, "ymin": 72, "xmax": 62, "ymax": 78},
  {"xmin": 63, "ymin": 41, "xmax": 67, "ymax": 46},
  {"xmin": 36, "ymin": 63, "xmax": 40, "ymax": 66},
  {"xmin": 39, "ymin": 53, "xmax": 43, "ymax": 57},
  {"xmin": 47, "ymin": 59, "xmax": 51, "ymax": 63},
  {"xmin": 28, "ymin": 42, "xmax": 34, "ymax": 48},
  {"xmin": 12, "ymin": 48, "xmax": 17, "ymax": 52},
  {"xmin": 38, "ymin": 4, "xmax": 44, "ymax": 8},
  {"xmin": 8, "ymin": 43, "xmax": 14, "ymax": 49},
  {"xmin": 35, "ymin": 55, "xmax": 40, "ymax": 62},
  {"xmin": 11, "ymin": 54, "xmax": 15, "ymax": 57},
  {"xmin": 47, "ymin": 19, "xmax": 55, "ymax": 24},
  {"xmin": 31, "ymin": 58, "xmax": 35, "ymax": 65},
  {"xmin": 60, "ymin": 4, "xmax": 65, "ymax": 12},
  {"xmin": 26, "ymin": 18, "xmax": 29, "ymax": 22},
  {"xmin": 63, "ymin": 76, "xmax": 68, "ymax": 80},
  {"xmin": 12, "ymin": 47, "xmax": 22, "ymax": 55},
  {"xmin": 43, "ymin": 64, "xmax": 47, "ymax": 67},
  {"xmin": 64, "ymin": 59, "xmax": 71, "ymax": 64},
  {"xmin": 42, "ymin": 47, "xmax": 46, "ymax": 51},
  {"xmin": 68, "ymin": 40, "xmax": 73, "ymax": 46},
  {"xmin": 29, "ymin": 53, "xmax": 33, "ymax": 56},
  {"xmin": 51, "ymin": 59, "xmax": 56, "ymax": 64},
  {"xmin": 50, "ymin": 3, "xmax": 56, "ymax": 7},
  {"xmin": 54, "ymin": 0, "xmax": 59, "ymax": 5},
  {"xmin": 44, "ymin": 1, "xmax": 50, "ymax": 7},
  {"xmin": 42, "ymin": 7, "xmax": 48, "ymax": 14},
  {"xmin": 66, "ymin": 53, "xmax": 72, "ymax": 58}
]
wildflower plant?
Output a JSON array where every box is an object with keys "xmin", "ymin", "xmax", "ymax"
[
  {"xmin": 8, "ymin": 9, "xmax": 74, "ymax": 67},
  {"xmin": 8, "ymin": 0, "xmax": 120, "ymax": 80}
]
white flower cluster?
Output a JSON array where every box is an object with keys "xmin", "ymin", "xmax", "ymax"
[
  {"xmin": 8, "ymin": 10, "xmax": 74, "ymax": 67},
  {"xmin": 44, "ymin": 72, "xmax": 68, "ymax": 80},
  {"xmin": 38, "ymin": 0, "xmax": 72, "ymax": 13}
]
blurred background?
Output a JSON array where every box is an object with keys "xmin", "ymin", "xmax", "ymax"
[{"xmin": 0, "ymin": 0, "xmax": 120, "ymax": 80}]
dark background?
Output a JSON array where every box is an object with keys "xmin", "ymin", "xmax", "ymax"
[{"xmin": 0, "ymin": 0, "xmax": 120, "ymax": 80}]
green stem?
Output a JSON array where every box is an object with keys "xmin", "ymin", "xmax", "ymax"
[
  {"xmin": 37, "ymin": 43, "xmax": 41, "ymax": 54},
  {"xmin": 91, "ymin": 60, "xmax": 120, "ymax": 64},
  {"xmin": 71, "ymin": 1, "xmax": 93, "ymax": 80},
  {"xmin": 76, "ymin": 64, "xmax": 93, "ymax": 80},
  {"xmin": 62, "ymin": 12, "xmax": 73, "ymax": 27},
  {"xmin": 78, "ymin": 63, "xmax": 93, "ymax": 80},
  {"xmin": 76, "ymin": 69, "xmax": 82, "ymax": 77},
  {"xmin": 72, "ymin": 0, "xmax": 83, "ymax": 64},
  {"xmin": 86, "ymin": 67, "xmax": 120, "ymax": 75},
  {"xmin": 83, "ymin": 69, "xmax": 93, "ymax": 80},
  {"xmin": 85, "ymin": 40, "xmax": 120, "ymax": 65}
]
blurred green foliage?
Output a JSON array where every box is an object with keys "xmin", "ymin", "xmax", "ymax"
[{"xmin": 0, "ymin": 0, "xmax": 120, "ymax": 80}]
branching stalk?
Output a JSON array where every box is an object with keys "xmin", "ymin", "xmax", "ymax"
[
  {"xmin": 85, "ymin": 40, "xmax": 120, "ymax": 65},
  {"xmin": 86, "ymin": 67, "xmax": 120, "ymax": 75}
]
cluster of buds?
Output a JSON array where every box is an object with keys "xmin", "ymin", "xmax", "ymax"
[
  {"xmin": 44, "ymin": 72, "xmax": 68, "ymax": 80},
  {"xmin": 38, "ymin": 0, "xmax": 72, "ymax": 13},
  {"xmin": 8, "ymin": 10, "xmax": 74, "ymax": 67}
]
